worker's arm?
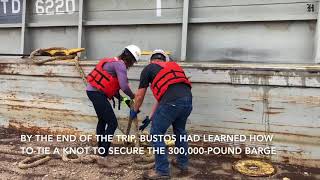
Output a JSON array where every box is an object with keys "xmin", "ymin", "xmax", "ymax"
[
  {"xmin": 133, "ymin": 88, "xmax": 147, "ymax": 112},
  {"xmin": 129, "ymin": 64, "xmax": 151, "ymax": 120},
  {"xmin": 114, "ymin": 62, "xmax": 135, "ymax": 99}
]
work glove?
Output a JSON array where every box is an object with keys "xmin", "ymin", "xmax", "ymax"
[
  {"xmin": 139, "ymin": 116, "xmax": 151, "ymax": 131},
  {"xmin": 129, "ymin": 109, "xmax": 139, "ymax": 120},
  {"xmin": 121, "ymin": 96, "xmax": 133, "ymax": 108}
]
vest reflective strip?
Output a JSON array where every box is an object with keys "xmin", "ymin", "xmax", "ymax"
[
  {"xmin": 94, "ymin": 67, "xmax": 110, "ymax": 81},
  {"xmin": 88, "ymin": 68, "xmax": 111, "ymax": 88},
  {"xmin": 152, "ymin": 70, "xmax": 186, "ymax": 89},
  {"xmin": 152, "ymin": 70, "xmax": 188, "ymax": 96},
  {"xmin": 89, "ymin": 74, "xmax": 105, "ymax": 88}
]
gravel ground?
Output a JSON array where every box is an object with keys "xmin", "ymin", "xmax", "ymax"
[{"xmin": 0, "ymin": 127, "xmax": 319, "ymax": 180}]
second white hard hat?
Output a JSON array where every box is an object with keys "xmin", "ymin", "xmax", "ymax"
[
  {"xmin": 152, "ymin": 49, "xmax": 170, "ymax": 61},
  {"xmin": 125, "ymin": 45, "xmax": 142, "ymax": 62}
]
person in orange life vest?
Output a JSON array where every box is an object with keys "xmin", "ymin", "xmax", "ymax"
[
  {"xmin": 86, "ymin": 45, "xmax": 141, "ymax": 157},
  {"xmin": 130, "ymin": 49, "xmax": 193, "ymax": 179}
]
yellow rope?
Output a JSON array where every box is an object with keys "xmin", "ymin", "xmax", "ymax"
[
  {"xmin": 29, "ymin": 47, "xmax": 88, "ymax": 87},
  {"xmin": 233, "ymin": 159, "xmax": 276, "ymax": 177}
]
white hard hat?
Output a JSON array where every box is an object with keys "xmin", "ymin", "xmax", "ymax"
[
  {"xmin": 125, "ymin": 45, "xmax": 141, "ymax": 62},
  {"xmin": 152, "ymin": 49, "xmax": 170, "ymax": 61}
]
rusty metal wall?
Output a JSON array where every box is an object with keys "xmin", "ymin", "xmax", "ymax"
[{"xmin": 0, "ymin": 58, "xmax": 319, "ymax": 168}]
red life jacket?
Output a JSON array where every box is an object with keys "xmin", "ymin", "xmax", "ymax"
[
  {"xmin": 86, "ymin": 57, "xmax": 120, "ymax": 99},
  {"xmin": 150, "ymin": 61, "xmax": 191, "ymax": 101}
]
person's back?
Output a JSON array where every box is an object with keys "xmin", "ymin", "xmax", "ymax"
[
  {"xmin": 138, "ymin": 63, "xmax": 192, "ymax": 104},
  {"xmin": 86, "ymin": 58, "xmax": 134, "ymax": 99}
]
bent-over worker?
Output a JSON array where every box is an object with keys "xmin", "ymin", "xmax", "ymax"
[
  {"xmin": 130, "ymin": 49, "xmax": 193, "ymax": 179},
  {"xmin": 86, "ymin": 45, "xmax": 141, "ymax": 157}
]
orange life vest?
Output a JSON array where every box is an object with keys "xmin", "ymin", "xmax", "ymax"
[
  {"xmin": 150, "ymin": 61, "xmax": 191, "ymax": 101},
  {"xmin": 86, "ymin": 57, "xmax": 120, "ymax": 99}
]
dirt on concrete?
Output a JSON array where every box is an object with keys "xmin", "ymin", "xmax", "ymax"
[{"xmin": 0, "ymin": 127, "xmax": 319, "ymax": 180}]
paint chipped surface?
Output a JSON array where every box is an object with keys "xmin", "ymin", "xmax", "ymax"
[{"xmin": 0, "ymin": 58, "xmax": 320, "ymax": 168}]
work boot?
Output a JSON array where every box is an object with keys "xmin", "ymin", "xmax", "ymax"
[
  {"xmin": 143, "ymin": 169, "xmax": 170, "ymax": 179},
  {"xmin": 171, "ymin": 159, "xmax": 188, "ymax": 172}
]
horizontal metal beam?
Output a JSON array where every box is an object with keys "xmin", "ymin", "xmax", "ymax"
[
  {"xmin": 27, "ymin": 22, "xmax": 78, "ymax": 27},
  {"xmin": 3, "ymin": 14, "xmax": 316, "ymax": 29},
  {"xmin": 84, "ymin": 19, "xmax": 182, "ymax": 26},
  {"xmin": 0, "ymin": 24, "xmax": 22, "ymax": 28},
  {"xmin": 189, "ymin": 16, "xmax": 317, "ymax": 24},
  {"xmin": 2, "ymin": 59, "xmax": 320, "ymax": 87},
  {"xmin": 191, "ymin": 0, "xmax": 317, "ymax": 7}
]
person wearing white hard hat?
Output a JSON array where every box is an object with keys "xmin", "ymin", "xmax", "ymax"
[
  {"xmin": 151, "ymin": 49, "xmax": 170, "ymax": 62},
  {"xmin": 86, "ymin": 45, "xmax": 141, "ymax": 158},
  {"xmin": 130, "ymin": 49, "xmax": 193, "ymax": 179}
]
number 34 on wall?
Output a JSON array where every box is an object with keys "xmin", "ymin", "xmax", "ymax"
[{"xmin": 35, "ymin": 0, "xmax": 75, "ymax": 15}]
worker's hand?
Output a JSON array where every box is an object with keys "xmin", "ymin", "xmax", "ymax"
[
  {"xmin": 122, "ymin": 97, "xmax": 133, "ymax": 108},
  {"xmin": 139, "ymin": 116, "xmax": 151, "ymax": 131},
  {"xmin": 129, "ymin": 109, "xmax": 138, "ymax": 120}
]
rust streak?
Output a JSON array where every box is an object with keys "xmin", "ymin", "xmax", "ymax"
[
  {"xmin": 238, "ymin": 107, "xmax": 254, "ymax": 112},
  {"xmin": 220, "ymin": 120, "xmax": 320, "ymax": 129},
  {"xmin": 6, "ymin": 104, "xmax": 76, "ymax": 113},
  {"xmin": 265, "ymin": 111, "xmax": 282, "ymax": 114},
  {"xmin": 44, "ymin": 69, "xmax": 56, "ymax": 77},
  {"xmin": 1, "ymin": 98, "xmax": 62, "ymax": 104},
  {"xmin": 0, "ymin": 63, "xmax": 9, "ymax": 74},
  {"xmin": 269, "ymin": 107, "xmax": 285, "ymax": 110}
]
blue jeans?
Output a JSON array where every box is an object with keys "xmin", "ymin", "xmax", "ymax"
[
  {"xmin": 150, "ymin": 96, "xmax": 193, "ymax": 175},
  {"xmin": 87, "ymin": 91, "xmax": 118, "ymax": 157}
]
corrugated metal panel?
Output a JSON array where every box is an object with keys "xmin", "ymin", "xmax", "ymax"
[
  {"xmin": 25, "ymin": 27, "xmax": 78, "ymax": 53},
  {"xmin": 84, "ymin": 25, "xmax": 182, "ymax": 60},
  {"xmin": 0, "ymin": 29, "xmax": 21, "ymax": 53},
  {"xmin": 0, "ymin": 0, "xmax": 319, "ymax": 62},
  {"xmin": 188, "ymin": 21, "xmax": 316, "ymax": 63}
]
